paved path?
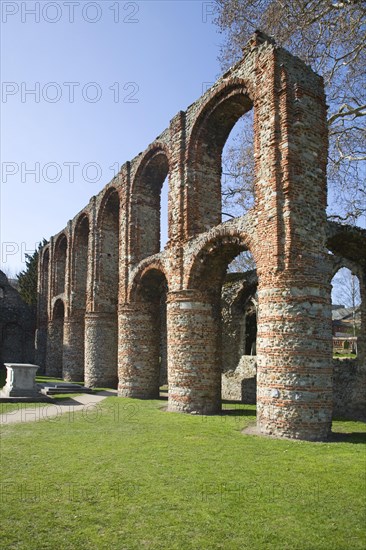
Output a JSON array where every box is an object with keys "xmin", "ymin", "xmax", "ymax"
[{"xmin": 0, "ymin": 390, "xmax": 117, "ymax": 425}]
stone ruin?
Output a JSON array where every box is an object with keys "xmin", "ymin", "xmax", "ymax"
[
  {"xmin": 0, "ymin": 270, "xmax": 35, "ymax": 366},
  {"xmin": 35, "ymin": 32, "xmax": 366, "ymax": 440}
]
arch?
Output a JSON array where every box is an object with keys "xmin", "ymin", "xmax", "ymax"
[
  {"xmin": 118, "ymin": 263, "xmax": 169, "ymax": 397},
  {"xmin": 186, "ymin": 80, "xmax": 254, "ymax": 236},
  {"xmin": 54, "ymin": 233, "xmax": 67, "ymax": 296},
  {"xmin": 85, "ymin": 188, "xmax": 119, "ymax": 388},
  {"xmin": 72, "ymin": 213, "xmax": 90, "ymax": 311},
  {"xmin": 62, "ymin": 213, "xmax": 90, "ymax": 382},
  {"xmin": 328, "ymin": 254, "xmax": 363, "ymax": 284},
  {"xmin": 128, "ymin": 259, "xmax": 168, "ymax": 303},
  {"xmin": 230, "ymin": 271, "xmax": 258, "ymax": 356},
  {"xmin": 221, "ymin": 271, "xmax": 258, "ymax": 374},
  {"xmin": 331, "ymin": 266, "xmax": 362, "ymax": 357},
  {"xmin": 45, "ymin": 298, "xmax": 65, "ymax": 377},
  {"xmin": 95, "ymin": 187, "xmax": 120, "ymax": 312},
  {"xmin": 53, "ymin": 298, "xmax": 65, "ymax": 321},
  {"xmin": 130, "ymin": 144, "xmax": 170, "ymax": 262},
  {"xmin": 187, "ymin": 228, "xmax": 255, "ymax": 293},
  {"xmin": 40, "ymin": 246, "xmax": 50, "ymax": 316}
]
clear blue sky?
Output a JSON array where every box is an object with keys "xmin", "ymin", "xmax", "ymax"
[
  {"xmin": 1, "ymin": 0, "xmax": 222, "ymax": 274},
  {"xmin": 1, "ymin": 1, "xmax": 364, "ymax": 278}
]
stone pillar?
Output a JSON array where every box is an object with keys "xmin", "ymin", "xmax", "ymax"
[
  {"xmin": 256, "ymin": 281, "xmax": 333, "ymax": 441},
  {"xmin": 84, "ymin": 312, "xmax": 118, "ymax": 388},
  {"xmin": 167, "ymin": 290, "xmax": 221, "ymax": 414},
  {"xmin": 62, "ymin": 315, "xmax": 85, "ymax": 382},
  {"xmin": 45, "ymin": 319, "xmax": 63, "ymax": 378},
  {"xmin": 118, "ymin": 303, "xmax": 160, "ymax": 399}
]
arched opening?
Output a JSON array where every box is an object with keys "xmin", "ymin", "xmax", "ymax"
[
  {"xmin": 330, "ymin": 264, "xmax": 365, "ymax": 420},
  {"xmin": 137, "ymin": 268, "xmax": 168, "ymax": 391},
  {"xmin": 221, "ymin": 253, "xmax": 258, "ymax": 404},
  {"xmin": 63, "ymin": 215, "xmax": 89, "ymax": 382},
  {"xmin": 1, "ymin": 322, "xmax": 24, "ymax": 364},
  {"xmin": 131, "ymin": 149, "xmax": 169, "ymax": 262},
  {"xmin": 187, "ymin": 83, "xmax": 253, "ymax": 236},
  {"xmin": 73, "ymin": 215, "xmax": 89, "ymax": 310},
  {"xmin": 85, "ymin": 188, "xmax": 119, "ymax": 388},
  {"xmin": 160, "ymin": 175, "xmax": 169, "ymax": 251},
  {"xmin": 222, "ymin": 110, "xmax": 255, "ymax": 221},
  {"xmin": 41, "ymin": 248, "xmax": 50, "ymax": 314},
  {"xmin": 35, "ymin": 247, "xmax": 50, "ymax": 370},
  {"xmin": 167, "ymin": 232, "xmax": 256, "ymax": 414},
  {"xmin": 118, "ymin": 266, "xmax": 168, "ymax": 399},
  {"xmin": 331, "ymin": 267, "xmax": 361, "ymax": 358},
  {"xmin": 46, "ymin": 299, "xmax": 64, "ymax": 377},
  {"xmin": 97, "ymin": 189, "xmax": 119, "ymax": 312},
  {"xmin": 54, "ymin": 234, "xmax": 67, "ymax": 296}
]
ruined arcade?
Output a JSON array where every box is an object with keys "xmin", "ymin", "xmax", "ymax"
[{"xmin": 36, "ymin": 33, "xmax": 366, "ymax": 441}]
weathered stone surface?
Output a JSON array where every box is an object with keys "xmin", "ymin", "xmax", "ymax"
[
  {"xmin": 36, "ymin": 32, "xmax": 366, "ymax": 441},
  {"xmin": 1, "ymin": 363, "xmax": 39, "ymax": 398},
  {"xmin": 0, "ymin": 271, "xmax": 35, "ymax": 367}
]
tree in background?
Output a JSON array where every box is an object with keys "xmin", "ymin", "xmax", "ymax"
[
  {"xmin": 214, "ymin": 0, "xmax": 366, "ymax": 224},
  {"xmin": 331, "ymin": 267, "xmax": 361, "ymax": 350},
  {"xmin": 332, "ymin": 267, "xmax": 361, "ymax": 310},
  {"xmin": 17, "ymin": 239, "xmax": 47, "ymax": 307}
]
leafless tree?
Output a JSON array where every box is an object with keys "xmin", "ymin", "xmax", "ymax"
[
  {"xmin": 228, "ymin": 249, "xmax": 256, "ymax": 272},
  {"xmin": 332, "ymin": 267, "xmax": 361, "ymax": 309},
  {"xmin": 214, "ymin": 0, "xmax": 366, "ymax": 225},
  {"xmin": 332, "ymin": 267, "xmax": 361, "ymax": 349}
]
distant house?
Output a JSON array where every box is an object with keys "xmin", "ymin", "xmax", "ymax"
[{"xmin": 332, "ymin": 305, "xmax": 360, "ymax": 354}]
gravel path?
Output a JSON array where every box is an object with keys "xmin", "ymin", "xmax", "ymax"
[{"xmin": 0, "ymin": 390, "xmax": 117, "ymax": 425}]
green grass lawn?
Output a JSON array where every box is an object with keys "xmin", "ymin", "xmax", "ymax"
[{"xmin": 0, "ymin": 397, "xmax": 365, "ymax": 550}]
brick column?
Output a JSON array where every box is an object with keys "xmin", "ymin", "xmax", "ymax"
[
  {"xmin": 84, "ymin": 312, "xmax": 118, "ymax": 388},
  {"xmin": 118, "ymin": 303, "xmax": 160, "ymax": 399},
  {"xmin": 62, "ymin": 315, "xmax": 85, "ymax": 382},
  {"xmin": 256, "ymin": 277, "xmax": 333, "ymax": 441},
  {"xmin": 167, "ymin": 290, "xmax": 221, "ymax": 414}
]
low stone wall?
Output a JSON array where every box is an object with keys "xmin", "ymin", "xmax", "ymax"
[
  {"xmin": 222, "ymin": 355, "xmax": 256, "ymax": 403},
  {"xmin": 222, "ymin": 357, "xmax": 366, "ymax": 419},
  {"xmin": 333, "ymin": 359, "xmax": 366, "ymax": 420}
]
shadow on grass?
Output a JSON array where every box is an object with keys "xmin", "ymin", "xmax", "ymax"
[
  {"xmin": 219, "ymin": 408, "xmax": 256, "ymax": 417},
  {"xmin": 330, "ymin": 432, "xmax": 366, "ymax": 444},
  {"xmin": 331, "ymin": 416, "xmax": 366, "ymax": 444}
]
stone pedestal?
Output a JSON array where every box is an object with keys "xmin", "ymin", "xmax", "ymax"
[{"xmin": 1, "ymin": 363, "xmax": 40, "ymax": 398}]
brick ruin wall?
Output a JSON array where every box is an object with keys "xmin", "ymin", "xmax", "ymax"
[
  {"xmin": 0, "ymin": 271, "xmax": 35, "ymax": 367},
  {"xmin": 35, "ymin": 32, "xmax": 366, "ymax": 440}
]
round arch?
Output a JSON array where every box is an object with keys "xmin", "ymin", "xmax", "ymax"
[
  {"xmin": 186, "ymin": 228, "xmax": 255, "ymax": 293},
  {"xmin": 72, "ymin": 213, "xmax": 90, "ymax": 311},
  {"xmin": 95, "ymin": 186, "xmax": 120, "ymax": 312},
  {"xmin": 130, "ymin": 143, "xmax": 170, "ymax": 262},
  {"xmin": 128, "ymin": 259, "xmax": 169, "ymax": 303},
  {"xmin": 186, "ymin": 79, "xmax": 254, "ymax": 236},
  {"xmin": 39, "ymin": 246, "xmax": 50, "ymax": 309},
  {"xmin": 118, "ymin": 262, "xmax": 169, "ymax": 399},
  {"xmin": 54, "ymin": 233, "xmax": 68, "ymax": 296},
  {"xmin": 52, "ymin": 298, "xmax": 65, "ymax": 320}
]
